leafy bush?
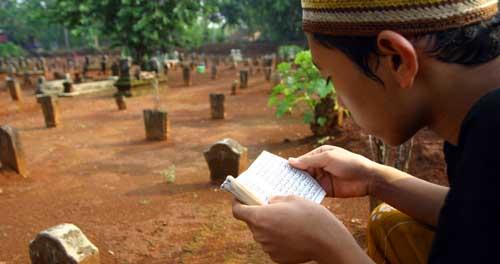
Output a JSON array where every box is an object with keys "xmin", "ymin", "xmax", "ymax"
[
  {"xmin": 268, "ymin": 50, "xmax": 335, "ymax": 126},
  {"xmin": 277, "ymin": 45, "xmax": 304, "ymax": 61},
  {"xmin": 0, "ymin": 43, "xmax": 26, "ymax": 57}
]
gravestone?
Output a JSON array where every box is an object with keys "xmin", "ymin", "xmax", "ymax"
[
  {"xmin": 100, "ymin": 55, "xmax": 107, "ymax": 75},
  {"xmin": 143, "ymin": 109, "xmax": 169, "ymax": 141},
  {"xmin": 83, "ymin": 56, "xmax": 90, "ymax": 77},
  {"xmin": 111, "ymin": 61, "xmax": 119, "ymax": 76},
  {"xmin": 209, "ymin": 93, "xmax": 225, "ymax": 119},
  {"xmin": 211, "ymin": 64, "xmax": 218, "ymax": 80},
  {"xmin": 54, "ymin": 71, "xmax": 65, "ymax": 80},
  {"xmin": 114, "ymin": 94, "xmax": 127, "ymax": 110},
  {"xmin": 29, "ymin": 223, "xmax": 100, "ymax": 264},
  {"xmin": 63, "ymin": 82, "xmax": 73, "ymax": 93},
  {"xmin": 204, "ymin": 138, "xmax": 248, "ymax": 184},
  {"xmin": 163, "ymin": 61, "xmax": 169, "ymax": 75},
  {"xmin": 254, "ymin": 59, "xmax": 261, "ymax": 73},
  {"xmin": 7, "ymin": 63, "xmax": 16, "ymax": 78},
  {"xmin": 247, "ymin": 59, "xmax": 254, "ymax": 76},
  {"xmin": 120, "ymin": 58, "xmax": 132, "ymax": 77},
  {"xmin": 0, "ymin": 125, "xmax": 27, "ymax": 177},
  {"xmin": 231, "ymin": 80, "xmax": 238, "ymax": 95},
  {"xmin": 6, "ymin": 78, "xmax": 22, "ymax": 101},
  {"xmin": 239, "ymin": 70, "xmax": 249, "ymax": 89},
  {"xmin": 37, "ymin": 95, "xmax": 60, "ymax": 128},
  {"xmin": 23, "ymin": 71, "xmax": 32, "ymax": 86},
  {"xmin": 270, "ymin": 71, "xmax": 282, "ymax": 89},
  {"xmin": 134, "ymin": 67, "xmax": 141, "ymax": 80},
  {"xmin": 149, "ymin": 58, "xmax": 160, "ymax": 74},
  {"xmin": 74, "ymin": 73, "xmax": 83, "ymax": 84},
  {"xmin": 182, "ymin": 65, "xmax": 192, "ymax": 86},
  {"xmin": 264, "ymin": 67, "xmax": 272, "ymax": 81},
  {"xmin": 114, "ymin": 58, "xmax": 133, "ymax": 94},
  {"xmin": 35, "ymin": 77, "xmax": 46, "ymax": 95}
]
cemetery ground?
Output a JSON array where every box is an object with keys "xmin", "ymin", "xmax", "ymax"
[{"xmin": 0, "ymin": 67, "xmax": 447, "ymax": 263}]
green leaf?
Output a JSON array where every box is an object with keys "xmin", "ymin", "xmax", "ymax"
[
  {"xmin": 317, "ymin": 80, "xmax": 333, "ymax": 98},
  {"xmin": 276, "ymin": 100, "xmax": 291, "ymax": 117},
  {"xmin": 317, "ymin": 116, "xmax": 327, "ymax": 127},
  {"xmin": 277, "ymin": 62, "xmax": 291, "ymax": 73},
  {"xmin": 303, "ymin": 111, "xmax": 314, "ymax": 124},
  {"xmin": 268, "ymin": 96, "xmax": 279, "ymax": 107}
]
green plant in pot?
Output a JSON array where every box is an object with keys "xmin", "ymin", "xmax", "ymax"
[{"xmin": 268, "ymin": 50, "xmax": 346, "ymax": 137}]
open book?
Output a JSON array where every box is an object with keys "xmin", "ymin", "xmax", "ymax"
[{"xmin": 221, "ymin": 151, "xmax": 326, "ymax": 205}]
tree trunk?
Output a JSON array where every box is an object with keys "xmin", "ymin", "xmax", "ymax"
[{"xmin": 368, "ymin": 136, "xmax": 414, "ymax": 211}]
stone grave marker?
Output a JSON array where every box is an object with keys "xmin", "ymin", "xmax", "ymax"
[
  {"xmin": 6, "ymin": 78, "xmax": 23, "ymax": 101},
  {"xmin": 114, "ymin": 94, "xmax": 127, "ymax": 110},
  {"xmin": 211, "ymin": 64, "xmax": 218, "ymax": 80},
  {"xmin": 143, "ymin": 109, "xmax": 169, "ymax": 141},
  {"xmin": 231, "ymin": 80, "xmax": 238, "ymax": 95},
  {"xmin": 209, "ymin": 93, "xmax": 225, "ymax": 119},
  {"xmin": 35, "ymin": 77, "xmax": 46, "ymax": 95},
  {"xmin": 63, "ymin": 73, "xmax": 74, "ymax": 93},
  {"xmin": 111, "ymin": 61, "xmax": 119, "ymax": 76},
  {"xmin": 23, "ymin": 71, "xmax": 32, "ymax": 86},
  {"xmin": 182, "ymin": 65, "xmax": 192, "ymax": 86},
  {"xmin": 264, "ymin": 67, "xmax": 272, "ymax": 81},
  {"xmin": 100, "ymin": 55, "xmax": 107, "ymax": 75},
  {"xmin": 53, "ymin": 71, "xmax": 65, "ymax": 80},
  {"xmin": 0, "ymin": 125, "xmax": 27, "ymax": 177},
  {"xmin": 29, "ymin": 223, "xmax": 100, "ymax": 264},
  {"xmin": 204, "ymin": 138, "xmax": 248, "ymax": 184},
  {"xmin": 270, "ymin": 71, "xmax": 282, "ymax": 89},
  {"xmin": 7, "ymin": 63, "xmax": 16, "ymax": 78},
  {"xmin": 37, "ymin": 95, "xmax": 60, "ymax": 128},
  {"xmin": 239, "ymin": 70, "xmax": 249, "ymax": 89}
]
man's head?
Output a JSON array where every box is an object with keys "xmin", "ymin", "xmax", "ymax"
[{"xmin": 302, "ymin": 0, "xmax": 500, "ymax": 145}]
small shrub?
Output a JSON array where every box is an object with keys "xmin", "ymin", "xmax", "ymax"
[
  {"xmin": 269, "ymin": 50, "xmax": 342, "ymax": 136},
  {"xmin": 0, "ymin": 43, "xmax": 25, "ymax": 57}
]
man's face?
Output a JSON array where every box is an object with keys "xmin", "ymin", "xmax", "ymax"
[{"xmin": 307, "ymin": 34, "xmax": 426, "ymax": 145}]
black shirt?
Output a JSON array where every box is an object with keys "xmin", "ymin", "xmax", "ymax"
[{"xmin": 429, "ymin": 89, "xmax": 500, "ymax": 263}]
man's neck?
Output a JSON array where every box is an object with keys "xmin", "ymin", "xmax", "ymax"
[{"xmin": 426, "ymin": 58, "xmax": 500, "ymax": 145}]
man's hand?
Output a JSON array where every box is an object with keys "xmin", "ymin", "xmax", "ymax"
[
  {"xmin": 289, "ymin": 145, "xmax": 376, "ymax": 198},
  {"xmin": 232, "ymin": 196, "xmax": 370, "ymax": 264}
]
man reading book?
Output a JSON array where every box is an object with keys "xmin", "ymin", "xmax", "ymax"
[{"xmin": 232, "ymin": 1, "xmax": 500, "ymax": 263}]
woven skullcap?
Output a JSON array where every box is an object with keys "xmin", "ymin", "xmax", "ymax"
[{"xmin": 302, "ymin": 0, "xmax": 499, "ymax": 36}]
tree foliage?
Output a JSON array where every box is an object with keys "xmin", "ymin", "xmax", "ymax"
[
  {"xmin": 0, "ymin": 43, "xmax": 26, "ymax": 57},
  {"xmin": 0, "ymin": 0, "xmax": 98, "ymax": 52},
  {"xmin": 49, "ymin": 0, "xmax": 203, "ymax": 62},
  {"xmin": 208, "ymin": 0, "xmax": 303, "ymax": 42}
]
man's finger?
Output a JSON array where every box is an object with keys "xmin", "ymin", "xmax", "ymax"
[
  {"xmin": 268, "ymin": 195, "xmax": 303, "ymax": 204},
  {"xmin": 232, "ymin": 199, "xmax": 258, "ymax": 224},
  {"xmin": 289, "ymin": 151, "xmax": 330, "ymax": 170},
  {"xmin": 289, "ymin": 146, "xmax": 334, "ymax": 169}
]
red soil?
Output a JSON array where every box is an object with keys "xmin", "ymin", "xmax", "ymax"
[{"xmin": 0, "ymin": 66, "xmax": 446, "ymax": 263}]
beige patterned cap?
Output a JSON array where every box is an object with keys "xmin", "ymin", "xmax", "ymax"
[{"xmin": 302, "ymin": 0, "xmax": 499, "ymax": 36}]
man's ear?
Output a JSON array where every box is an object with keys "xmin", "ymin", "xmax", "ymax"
[{"xmin": 376, "ymin": 30, "xmax": 418, "ymax": 89}]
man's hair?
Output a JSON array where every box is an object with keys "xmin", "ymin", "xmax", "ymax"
[{"xmin": 313, "ymin": 13, "xmax": 500, "ymax": 83}]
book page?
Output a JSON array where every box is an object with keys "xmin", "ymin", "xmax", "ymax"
[{"xmin": 236, "ymin": 151, "xmax": 326, "ymax": 204}]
